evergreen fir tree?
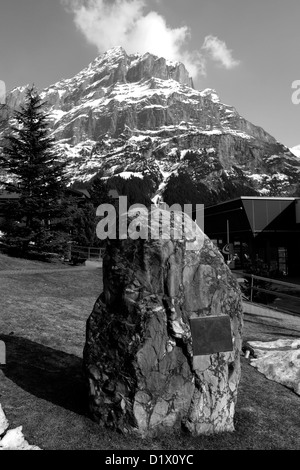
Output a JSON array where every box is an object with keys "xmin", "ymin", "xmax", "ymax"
[
  {"xmin": 64, "ymin": 198, "xmax": 99, "ymax": 247},
  {"xmin": 0, "ymin": 85, "xmax": 68, "ymax": 253},
  {"xmin": 89, "ymin": 176, "xmax": 111, "ymax": 208}
]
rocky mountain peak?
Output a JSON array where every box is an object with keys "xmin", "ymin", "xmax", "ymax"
[
  {"xmin": 87, "ymin": 46, "xmax": 194, "ymax": 88},
  {"xmin": 200, "ymin": 88, "xmax": 221, "ymax": 103},
  {"xmin": 126, "ymin": 51, "xmax": 193, "ymax": 87},
  {"xmin": 1, "ymin": 47, "xmax": 300, "ymax": 203}
]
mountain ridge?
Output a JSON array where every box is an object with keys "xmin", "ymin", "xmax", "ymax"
[{"xmin": 1, "ymin": 46, "xmax": 299, "ymax": 204}]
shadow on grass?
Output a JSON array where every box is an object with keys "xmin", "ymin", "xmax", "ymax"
[{"xmin": 0, "ymin": 334, "xmax": 88, "ymax": 416}]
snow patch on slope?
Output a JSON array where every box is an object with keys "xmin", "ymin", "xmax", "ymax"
[
  {"xmin": 0, "ymin": 404, "xmax": 41, "ymax": 450},
  {"xmin": 115, "ymin": 171, "xmax": 144, "ymax": 180},
  {"xmin": 290, "ymin": 145, "xmax": 300, "ymax": 158},
  {"xmin": 248, "ymin": 339, "xmax": 300, "ymax": 395}
]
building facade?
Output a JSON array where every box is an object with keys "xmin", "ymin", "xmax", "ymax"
[{"xmin": 204, "ymin": 197, "xmax": 300, "ymax": 277}]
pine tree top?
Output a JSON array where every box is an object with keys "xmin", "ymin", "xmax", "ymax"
[{"xmin": 0, "ymin": 85, "xmax": 67, "ymax": 194}]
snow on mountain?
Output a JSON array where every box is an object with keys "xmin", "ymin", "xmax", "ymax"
[
  {"xmin": 290, "ymin": 145, "xmax": 300, "ymax": 158},
  {"xmin": 1, "ymin": 46, "xmax": 300, "ymax": 202}
]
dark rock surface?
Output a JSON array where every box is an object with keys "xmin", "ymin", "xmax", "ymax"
[{"xmin": 83, "ymin": 211, "xmax": 243, "ymax": 436}]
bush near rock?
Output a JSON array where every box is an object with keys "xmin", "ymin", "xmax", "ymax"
[{"xmin": 83, "ymin": 210, "xmax": 243, "ymax": 436}]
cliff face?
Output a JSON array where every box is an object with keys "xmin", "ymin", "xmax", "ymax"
[{"xmin": 1, "ymin": 46, "xmax": 300, "ymax": 201}]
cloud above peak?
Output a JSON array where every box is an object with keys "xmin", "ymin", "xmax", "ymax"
[
  {"xmin": 202, "ymin": 35, "xmax": 240, "ymax": 69},
  {"xmin": 62, "ymin": 0, "xmax": 239, "ymax": 79}
]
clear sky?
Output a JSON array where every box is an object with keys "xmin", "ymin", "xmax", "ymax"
[{"xmin": 0, "ymin": 0, "xmax": 300, "ymax": 148}]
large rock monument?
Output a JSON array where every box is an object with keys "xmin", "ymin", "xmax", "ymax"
[{"xmin": 83, "ymin": 209, "xmax": 243, "ymax": 436}]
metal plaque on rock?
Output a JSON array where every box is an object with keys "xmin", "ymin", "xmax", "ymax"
[{"xmin": 190, "ymin": 315, "xmax": 233, "ymax": 356}]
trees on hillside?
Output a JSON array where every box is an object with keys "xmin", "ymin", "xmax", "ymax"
[
  {"xmin": 163, "ymin": 172, "xmax": 216, "ymax": 208},
  {"xmin": 0, "ymin": 85, "xmax": 69, "ymax": 253},
  {"xmin": 64, "ymin": 197, "xmax": 100, "ymax": 248},
  {"xmin": 88, "ymin": 176, "xmax": 112, "ymax": 208},
  {"xmin": 107, "ymin": 175, "xmax": 154, "ymax": 207}
]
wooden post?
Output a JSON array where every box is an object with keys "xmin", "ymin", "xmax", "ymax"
[
  {"xmin": 227, "ymin": 219, "xmax": 230, "ymax": 245},
  {"xmin": 250, "ymin": 275, "xmax": 254, "ymax": 302}
]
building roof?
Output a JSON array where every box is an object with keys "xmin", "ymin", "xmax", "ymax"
[
  {"xmin": 66, "ymin": 188, "xmax": 90, "ymax": 199},
  {"xmin": 108, "ymin": 189, "xmax": 119, "ymax": 199},
  {"xmin": 206, "ymin": 196, "xmax": 300, "ymax": 209},
  {"xmin": 0, "ymin": 191, "xmax": 19, "ymax": 200},
  {"xmin": 205, "ymin": 196, "xmax": 300, "ymax": 235},
  {"xmin": 0, "ymin": 188, "xmax": 91, "ymax": 200}
]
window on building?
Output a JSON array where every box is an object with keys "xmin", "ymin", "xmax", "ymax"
[{"xmin": 278, "ymin": 247, "xmax": 288, "ymax": 276}]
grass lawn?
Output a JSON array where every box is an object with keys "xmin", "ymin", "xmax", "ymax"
[{"xmin": 0, "ymin": 253, "xmax": 300, "ymax": 450}]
